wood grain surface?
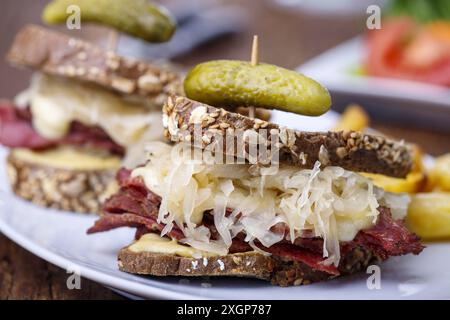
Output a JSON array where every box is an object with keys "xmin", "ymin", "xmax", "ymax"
[{"xmin": 0, "ymin": 0, "xmax": 449, "ymax": 300}]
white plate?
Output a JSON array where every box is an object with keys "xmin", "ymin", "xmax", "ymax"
[
  {"xmin": 298, "ymin": 37, "xmax": 450, "ymax": 132},
  {"xmin": 1, "ymin": 112, "xmax": 449, "ymax": 300}
]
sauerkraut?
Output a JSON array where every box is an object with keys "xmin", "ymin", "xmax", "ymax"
[{"xmin": 132, "ymin": 142, "xmax": 410, "ymax": 266}]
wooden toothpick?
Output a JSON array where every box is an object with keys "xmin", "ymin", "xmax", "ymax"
[
  {"xmin": 251, "ymin": 35, "xmax": 259, "ymax": 66},
  {"xmin": 249, "ymin": 35, "xmax": 258, "ymax": 119}
]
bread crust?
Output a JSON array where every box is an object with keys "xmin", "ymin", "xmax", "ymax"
[
  {"xmin": 118, "ymin": 245, "xmax": 381, "ymax": 286},
  {"xmin": 7, "ymin": 24, "xmax": 183, "ymax": 104},
  {"xmin": 163, "ymin": 96, "xmax": 413, "ymax": 178},
  {"xmin": 6, "ymin": 151, "xmax": 119, "ymax": 214}
]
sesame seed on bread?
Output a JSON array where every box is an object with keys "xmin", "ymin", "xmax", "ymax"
[
  {"xmin": 163, "ymin": 96, "xmax": 413, "ymax": 178},
  {"xmin": 118, "ymin": 245, "xmax": 381, "ymax": 286},
  {"xmin": 6, "ymin": 149, "xmax": 119, "ymax": 214},
  {"xmin": 7, "ymin": 24, "xmax": 183, "ymax": 103}
]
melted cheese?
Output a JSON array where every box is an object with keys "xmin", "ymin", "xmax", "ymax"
[
  {"xmin": 12, "ymin": 147, "xmax": 121, "ymax": 170},
  {"xmin": 128, "ymin": 233, "xmax": 216, "ymax": 257},
  {"xmin": 18, "ymin": 74, "xmax": 163, "ymax": 148}
]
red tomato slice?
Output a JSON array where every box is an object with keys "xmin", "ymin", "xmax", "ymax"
[{"xmin": 365, "ymin": 18, "xmax": 450, "ymax": 87}]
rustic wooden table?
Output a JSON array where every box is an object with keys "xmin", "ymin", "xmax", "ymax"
[{"xmin": 0, "ymin": 0, "xmax": 449, "ymax": 300}]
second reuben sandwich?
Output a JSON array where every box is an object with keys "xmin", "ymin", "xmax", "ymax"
[
  {"xmin": 0, "ymin": 25, "xmax": 182, "ymax": 213},
  {"xmin": 88, "ymin": 57, "xmax": 423, "ymax": 286}
]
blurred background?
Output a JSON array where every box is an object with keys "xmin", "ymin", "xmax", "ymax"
[{"xmin": 0, "ymin": 0, "xmax": 369, "ymax": 95}]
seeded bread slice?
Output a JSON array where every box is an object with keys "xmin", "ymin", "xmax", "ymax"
[
  {"xmin": 7, "ymin": 24, "xmax": 182, "ymax": 104},
  {"xmin": 118, "ymin": 246, "xmax": 381, "ymax": 286},
  {"xmin": 163, "ymin": 96, "xmax": 413, "ymax": 178},
  {"xmin": 6, "ymin": 150, "xmax": 119, "ymax": 214}
]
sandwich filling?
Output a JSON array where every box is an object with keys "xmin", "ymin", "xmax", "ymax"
[
  {"xmin": 0, "ymin": 74, "xmax": 164, "ymax": 165},
  {"xmin": 89, "ymin": 142, "xmax": 423, "ymax": 272}
]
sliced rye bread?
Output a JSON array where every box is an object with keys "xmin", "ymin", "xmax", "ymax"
[
  {"xmin": 7, "ymin": 24, "xmax": 183, "ymax": 104},
  {"xmin": 6, "ymin": 149, "xmax": 119, "ymax": 214},
  {"xmin": 163, "ymin": 96, "xmax": 413, "ymax": 178},
  {"xmin": 118, "ymin": 245, "xmax": 381, "ymax": 286}
]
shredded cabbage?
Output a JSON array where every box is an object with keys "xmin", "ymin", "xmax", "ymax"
[{"xmin": 132, "ymin": 142, "xmax": 410, "ymax": 266}]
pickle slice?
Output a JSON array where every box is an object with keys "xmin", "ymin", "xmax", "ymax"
[
  {"xmin": 184, "ymin": 60, "xmax": 331, "ymax": 116},
  {"xmin": 43, "ymin": 0, "xmax": 176, "ymax": 43}
]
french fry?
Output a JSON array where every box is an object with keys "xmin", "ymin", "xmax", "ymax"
[
  {"xmin": 363, "ymin": 171, "xmax": 426, "ymax": 193},
  {"xmin": 411, "ymin": 145, "xmax": 426, "ymax": 173},
  {"xmin": 427, "ymin": 153, "xmax": 450, "ymax": 191},
  {"xmin": 406, "ymin": 192, "xmax": 450, "ymax": 240},
  {"xmin": 362, "ymin": 146, "xmax": 426, "ymax": 193},
  {"xmin": 333, "ymin": 104, "xmax": 370, "ymax": 132}
]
